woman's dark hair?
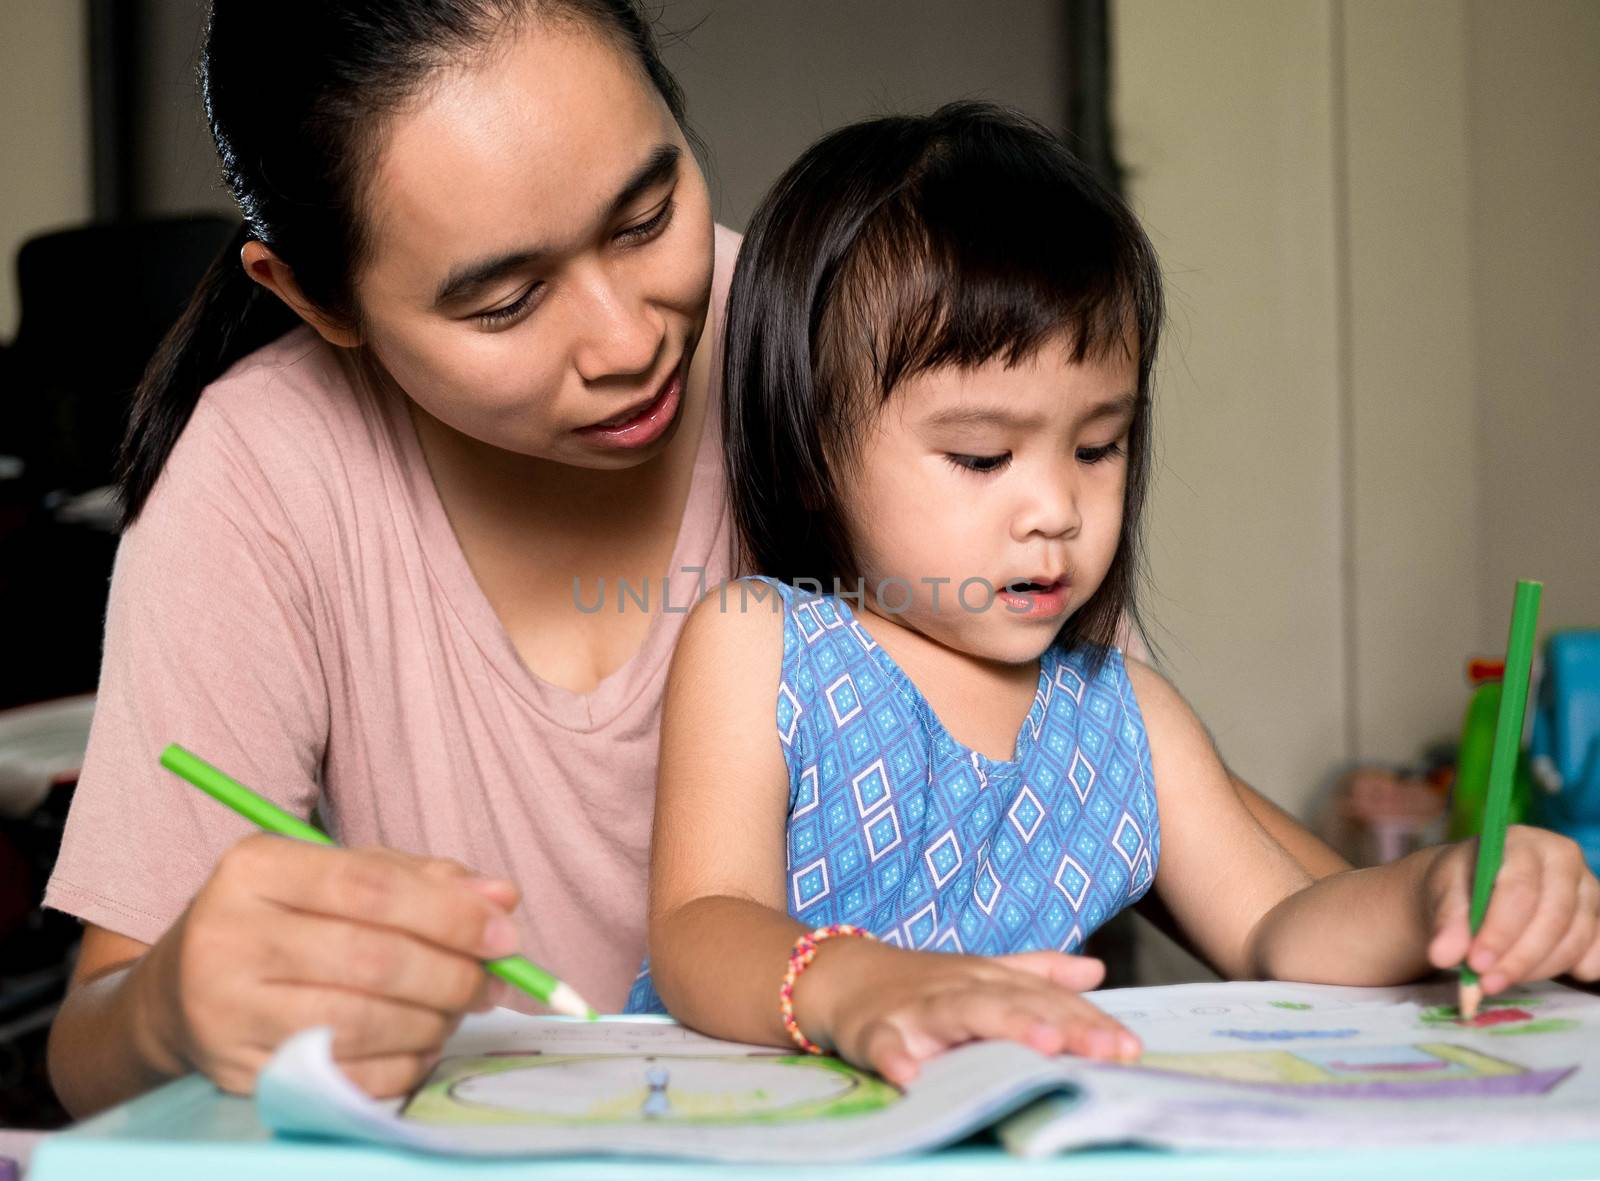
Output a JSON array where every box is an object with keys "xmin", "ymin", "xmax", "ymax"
[
  {"xmin": 119, "ymin": 0, "xmax": 690, "ymax": 524},
  {"xmin": 723, "ymin": 101, "xmax": 1163, "ymax": 661}
]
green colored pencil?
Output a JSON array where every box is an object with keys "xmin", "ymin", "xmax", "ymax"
[
  {"xmin": 159, "ymin": 743, "xmax": 598, "ymax": 1020},
  {"xmin": 1458, "ymin": 580, "xmax": 1542, "ymax": 1019}
]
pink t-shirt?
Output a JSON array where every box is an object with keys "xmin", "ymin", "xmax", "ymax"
[{"xmin": 45, "ymin": 226, "xmax": 740, "ymax": 1012}]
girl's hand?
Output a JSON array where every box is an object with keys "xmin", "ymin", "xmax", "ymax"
[
  {"xmin": 800, "ymin": 942, "xmax": 1138, "ymax": 1086},
  {"xmin": 1424, "ymin": 825, "xmax": 1600, "ymax": 994},
  {"xmin": 136, "ymin": 833, "xmax": 522, "ymax": 1097}
]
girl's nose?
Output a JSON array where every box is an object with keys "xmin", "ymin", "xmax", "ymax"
[
  {"xmin": 569, "ymin": 264, "xmax": 665, "ymax": 382},
  {"xmin": 1013, "ymin": 467, "xmax": 1082, "ymax": 542}
]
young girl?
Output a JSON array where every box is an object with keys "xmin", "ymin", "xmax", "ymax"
[{"xmin": 631, "ymin": 103, "xmax": 1600, "ymax": 1082}]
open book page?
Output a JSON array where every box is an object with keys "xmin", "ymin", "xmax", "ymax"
[
  {"xmin": 255, "ymin": 1012, "xmax": 1069, "ymax": 1162},
  {"xmin": 1001, "ymin": 979, "xmax": 1600, "ymax": 1155},
  {"xmin": 254, "ymin": 980, "xmax": 1600, "ymax": 1161}
]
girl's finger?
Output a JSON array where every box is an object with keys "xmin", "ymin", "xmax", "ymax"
[
  {"xmin": 1465, "ymin": 861, "xmax": 1544, "ymax": 977},
  {"xmin": 996, "ymin": 950, "xmax": 1106, "ymax": 993},
  {"xmin": 1427, "ymin": 887, "xmax": 1473, "ymax": 970},
  {"xmin": 1479, "ymin": 862, "xmax": 1578, "ymax": 990},
  {"xmin": 1519, "ymin": 874, "xmax": 1598, "ymax": 983},
  {"xmin": 857, "ymin": 1019, "xmax": 920, "ymax": 1087}
]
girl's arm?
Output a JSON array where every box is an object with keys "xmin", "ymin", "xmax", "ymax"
[
  {"xmin": 1129, "ymin": 659, "xmax": 1600, "ymax": 989},
  {"xmin": 647, "ymin": 594, "xmax": 1134, "ymax": 1083}
]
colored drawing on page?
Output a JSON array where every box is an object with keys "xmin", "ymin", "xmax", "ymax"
[
  {"xmin": 1213, "ymin": 1028, "xmax": 1360, "ymax": 1042},
  {"xmin": 403, "ymin": 1053, "xmax": 899, "ymax": 1127},
  {"xmin": 1125, "ymin": 1042, "xmax": 1576, "ymax": 1100},
  {"xmin": 1268, "ymin": 1001, "xmax": 1313, "ymax": 1010},
  {"xmin": 1420, "ymin": 996, "xmax": 1549, "ymax": 1030},
  {"xmin": 1486, "ymin": 1018, "xmax": 1580, "ymax": 1038}
]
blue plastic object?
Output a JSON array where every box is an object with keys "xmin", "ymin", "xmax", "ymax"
[{"xmin": 1529, "ymin": 631, "xmax": 1600, "ymax": 877}]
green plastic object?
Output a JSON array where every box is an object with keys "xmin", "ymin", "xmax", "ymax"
[{"xmin": 1447, "ymin": 678, "xmax": 1534, "ymax": 842}]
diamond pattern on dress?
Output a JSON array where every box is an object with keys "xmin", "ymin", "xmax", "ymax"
[{"xmin": 627, "ymin": 578, "xmax": 1161, "ymax": 1014}]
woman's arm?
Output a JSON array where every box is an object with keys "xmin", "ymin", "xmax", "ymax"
[
  {"xmin": 1129, "ymin": 658, "xmax": 1600, "ymax": 989},
  {"xmin": 648, "ymin": 593, "xmax": 1134, "ymax": 1083}
]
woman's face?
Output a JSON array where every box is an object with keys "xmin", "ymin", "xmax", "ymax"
[{"xmin": 351, "ymin": 19, "xmax": 715, "ymax": 470}]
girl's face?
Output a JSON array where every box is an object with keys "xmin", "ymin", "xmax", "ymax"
[
  {"xmin": 349, "ymin": 19, "xmax": 714, "ymax": 470},
  {"xmin": 844, "ymin": 336, "xmax": 1139, "ymax": 666}
]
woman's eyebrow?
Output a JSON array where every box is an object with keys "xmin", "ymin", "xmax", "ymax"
[{"xmin": 432, "ymin": 143, "xmax": 681, "ymax": 309}]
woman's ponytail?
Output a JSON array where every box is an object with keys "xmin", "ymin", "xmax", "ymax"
[{"xmin": 117, "ymin": 224, "xmax": 297, "ymax": 522}]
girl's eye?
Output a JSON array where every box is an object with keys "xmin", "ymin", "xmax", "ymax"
[
  {"xmin": 946, "ymin": 452, "xmax": 1012, "ymax": 474},
  {"xmin": 475, "ymin": 282, "xmax": 543, "ymax": 329},
  {"xmin": 1077, "ymin": 441, "xmax": 1125, "ymax": 465},
  {"xmin": 615, "ymin": 196, "xmax": 676, "ymax": 246}
]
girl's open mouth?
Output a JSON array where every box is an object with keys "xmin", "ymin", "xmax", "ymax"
[{"xmin": 998, "ymin": 578, "xmax": 1070, "ymax": 619}]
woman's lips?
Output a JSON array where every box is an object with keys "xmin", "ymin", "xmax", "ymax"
[
  {"xmin": 997, "ymin": 578, "xmax": 1071, "ymax": 619},
  {"xmin": 575, "ymin": 371, "xmax": 683, "ymax": 450}
]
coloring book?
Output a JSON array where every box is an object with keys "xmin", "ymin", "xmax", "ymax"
[{"xmin": 255, "ymin": 979, "xmax": 1600, "ymax": 1162}]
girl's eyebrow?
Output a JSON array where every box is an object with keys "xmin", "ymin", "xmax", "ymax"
[
  {"xmin": 432, "ymin": 143, "xmax": 681, "ymax": 308},
  {"xmin": 1079, "ymin": 392, "xmax": 1141, "ymax": 424},
  {"xmin": 920, "ymin": 392, "xmax": 1139, "ymax": 432}
]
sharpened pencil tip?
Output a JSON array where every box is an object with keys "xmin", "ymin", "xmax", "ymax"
[
  {"xmin": 547, "ymin": 982, "xmax": 599, "ymax": 1020},
  {"xmin": 1459, "ymin": 981, "xmax": 1483, "ymax": 1022}
]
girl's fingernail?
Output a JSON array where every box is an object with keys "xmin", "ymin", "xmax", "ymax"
[
  {"xmin": 1118, "ymin": 1033, "xmax": 1142, "ymax": 1060},
  {"xmin": 482, "ymin": 915, "xmax": 518, "ymax": 956}
]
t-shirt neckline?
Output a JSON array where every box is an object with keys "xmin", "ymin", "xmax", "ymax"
[{"xmin": 374, "ymin": 360, "xmax": 724, "ymax": 735}]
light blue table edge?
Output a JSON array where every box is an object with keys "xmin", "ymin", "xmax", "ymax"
[{"xmin": 28, "ymin": 1071, "xmax": 1600, "ymax": 1180}]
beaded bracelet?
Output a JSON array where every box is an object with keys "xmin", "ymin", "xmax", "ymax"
[{"xmin": 779, "ymin": 923, "xmax": 877, "ymax": 1054}]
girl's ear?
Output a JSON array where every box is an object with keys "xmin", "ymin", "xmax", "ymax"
[{"xmin": 240, "ymin": 240, "xmax": 361, "ymax": 348}]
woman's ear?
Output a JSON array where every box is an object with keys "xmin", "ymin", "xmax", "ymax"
[{"xmin": 240, "ymin": 240, "xmax": 361, "ymax": 348}]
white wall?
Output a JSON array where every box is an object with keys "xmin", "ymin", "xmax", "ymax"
[
  {"xmin": 1114, "ymin": 0, "xmax": 1598, "ymax": 831},
  {"xmin": 1466, "ymin": 0, "xmax": 1600, "ymax": 647},
  {"xmin": 0, "ymin": 1, "xmax": 91, "ymax": 339},
  {"xmin": 1115, "ymin": 0, "xmax": 1347, "ymax": 817}
]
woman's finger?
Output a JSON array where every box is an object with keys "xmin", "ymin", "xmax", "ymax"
[
  {"xmin": 221, "ymin": 837, "xmax": 519, "ymax": 960},
  {"xmin": 254, "ymin": 909, "xmax": 490, "ymax": 1015},
  {"xmin": 336, "ymin": 1050, "xmax": 438, "ymax": 1099},
  {"xmin": 265, "ymin": 984, "xmax": 458, "ymax": 1060}
]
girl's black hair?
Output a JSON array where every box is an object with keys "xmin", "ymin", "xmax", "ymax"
[
  {"xmin": 723, "ymin": 101, "xmax": 1163, "ymax": 661},
  {"xmin": 119, "ymin": 0, "xmax": 689, "ymax": 524}
]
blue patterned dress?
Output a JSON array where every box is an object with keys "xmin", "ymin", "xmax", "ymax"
[{"xmin": 625, "ymin": 577, "xmax": 1160, "ymax": 1013}]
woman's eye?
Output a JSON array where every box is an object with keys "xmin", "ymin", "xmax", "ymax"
[
  {"xmin": 475, "ymin": 282, "xmax": 543, "ymax": 329},
  {"xmin": 615, "ymin": 197, "xmax": 676, "ymax": 246},
  {"xmin": 946, "ymin": 452, "xmax": 1012, "ymax": 474},
  {"xmin": 1077, "ymin": 441, "xmax": 1125, "ymax": 464}
]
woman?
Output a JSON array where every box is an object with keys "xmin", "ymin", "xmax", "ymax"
[{"xmin": 45, "ymin": 0, "xmax": 1344, "ymax": 1116}]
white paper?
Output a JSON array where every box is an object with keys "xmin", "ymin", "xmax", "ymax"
[{"xmin": 255, "ymin": 980, "xmax": 1600, "ymax": 1162}]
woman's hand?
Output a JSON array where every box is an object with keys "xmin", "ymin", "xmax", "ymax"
[
  {"xmin": 1424, "ymin": 825, "xmax": 1600, "ymax": 994},
  {"xmin": 797, "ymin": 942, "xmax": 1138, "ymax": 1086},
  {"xmin": 136, "ymin": 833, "xmax": 522, "ymax": 1097}
]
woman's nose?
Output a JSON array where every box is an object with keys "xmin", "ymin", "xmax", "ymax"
[{"xmin": 569, "ymin": 266, "xmax": 665, "ymax": 382}]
